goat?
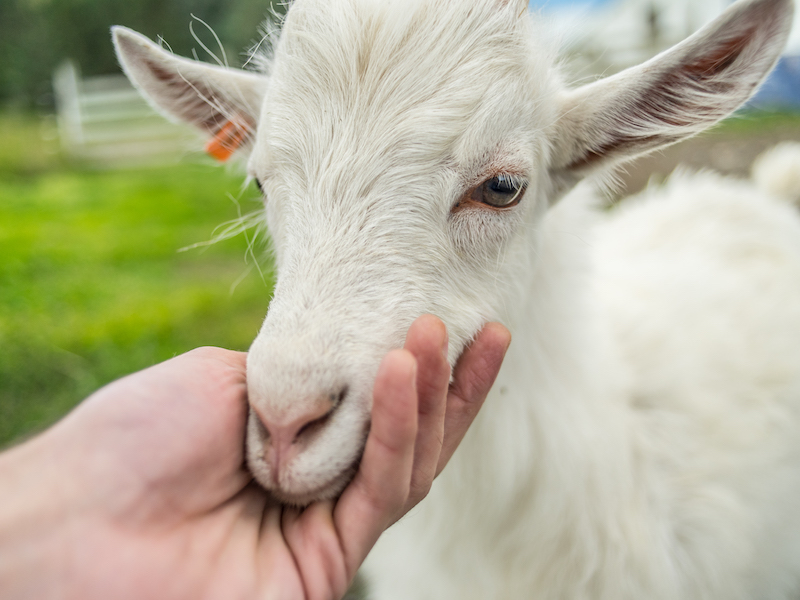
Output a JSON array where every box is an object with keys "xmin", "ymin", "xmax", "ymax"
[{"xmin": 113, "ymin": 0, "xmax": 800, "ymax": 597}]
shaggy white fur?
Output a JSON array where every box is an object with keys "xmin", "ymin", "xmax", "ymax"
[
  {"xmin": 112, "ymin": 0, "xmax": 800, "ymax": 596},
  {"xmin": 752, "ymin": 141, "xmax": 800, "ymax": 203},
  {"xmin": 367, "ymin": 171, "xmax": 800, "ymax": 599}
]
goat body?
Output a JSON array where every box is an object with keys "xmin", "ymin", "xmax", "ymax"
[
  {"xmin": 113, "ymin": 0, "xmax": 800, "ymax": 597},
  {"xmin": 366, "ymin": 170, "xmax": 800, "ymax": 599}
]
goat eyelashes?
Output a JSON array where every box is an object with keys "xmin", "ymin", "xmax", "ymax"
[{"xmin": 455, "ymin": 173, "xmax": 528, "ymax": 212}]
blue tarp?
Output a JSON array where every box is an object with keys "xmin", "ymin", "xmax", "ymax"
[{"xmin": 748, "ymin": 56, "xmax": 800, "ymax": 110}]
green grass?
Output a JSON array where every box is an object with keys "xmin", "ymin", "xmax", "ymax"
[
  {"xmin": 714, "ymin": 109, "xmax": 800, "ymax": 135},
  {"xmin": 0, "ymin": 113, "xmax": 273, "ymax": 447}
]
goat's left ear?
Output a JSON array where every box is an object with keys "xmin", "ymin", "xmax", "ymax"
[
  {"xmin": 112, "ymin": 26, "xmax": 268, "ymax": 160},
  {"xmin": 505, "ymin": 0, "xmax": 529, "ymax": 14},
  {"xmin": 550, "ymin": 0, "xmax": 793, "ymax": 185}
]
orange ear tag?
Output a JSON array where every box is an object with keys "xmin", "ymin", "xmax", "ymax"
[{"xmin": 205, "ymin": 120, "xmax": 249, "ymax": 162}]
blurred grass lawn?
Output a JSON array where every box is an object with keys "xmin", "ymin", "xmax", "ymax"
[{"xmin": 0, "ymin": 113, "xmax": 273, "ymax": 447}]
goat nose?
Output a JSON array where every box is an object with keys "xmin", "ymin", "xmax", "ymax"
[{"xmin": 253, "ymin": 395, "xmax": 339, "ymax": 475}]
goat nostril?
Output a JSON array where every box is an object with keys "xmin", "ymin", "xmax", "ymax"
[
  {"xmin": 296, "ymin": 412, "xmax": 330, "ymax": 440},
  {"xmin": 296, "ymin": 386, "xmax": 348, "ymax": 441},
  {"xmin": 329, "ymin": 385, "xmax": 348, "ymax": 408},
  {"xmin": 252, "ymin": 386, "xmax": 350, "ymax": 455}
]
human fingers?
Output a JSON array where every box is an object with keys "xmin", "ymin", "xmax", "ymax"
[
  {"xmin": 255, "ymin": 496, "xmax": 313, "ymax": 600},
  {"xmin": 279, "ymin": 501, "xmax": 351, "ymax": 600},
  {"xmin": 436, "ymin": 323, "xmax": 511, "ymax": 476},
  {"xmin": 402, "ymin": 315, "xmax": 451, "ymax": 509},
  {"xmin": 179, "ymin": 346, "xmax": 248, "ymax": 379},
  {"xmin": 333, "ymin": 349, "xmax": 419, "ymax": 578}
]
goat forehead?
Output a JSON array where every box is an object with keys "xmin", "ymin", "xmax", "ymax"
[
  {"xmin": 274, "ymin": 0, "xmax": 537, "ymax": 92},
  {"xmin": 254, "ymin": 0, "xmax": 555, "ymax": 184}
]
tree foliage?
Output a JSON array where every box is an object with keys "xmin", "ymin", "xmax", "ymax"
[{"xmin": 0, "ymin": 0, "xmax": 285, "ymax": 106}]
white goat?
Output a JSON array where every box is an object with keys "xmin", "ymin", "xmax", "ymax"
[{"xmin": 113, "ymin": 0, "xmax": 800, "ymax": 597}]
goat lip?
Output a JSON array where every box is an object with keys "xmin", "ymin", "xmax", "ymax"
[
  {"xmin": 268, "ymin": 454, "xmax": 362, "ymax": 507},
  {"xmin": 268, "ymin": 427, "xmax": 369, "ymax": 507}
]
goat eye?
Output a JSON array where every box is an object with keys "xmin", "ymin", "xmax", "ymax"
[
  {"xmin": 480, "ymin": 175, "xmax": 527, "ymax": 208},
  {"xmin": 254, "ymin": 178, "xmax": 264, "ymax": 193}
]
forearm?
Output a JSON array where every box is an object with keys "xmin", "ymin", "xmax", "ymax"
[{"xmin": 0, "ymin": 433, "xmax": 77, "ymax": 599}]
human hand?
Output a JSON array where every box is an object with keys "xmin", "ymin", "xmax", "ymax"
[{"xmin": 0, "ymin": 316, "xmax": 510, "ymax": 600}]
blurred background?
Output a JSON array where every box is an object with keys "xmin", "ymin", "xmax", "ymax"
[{"xmin": 1, "ymin": 0, "xmax": 799, "ymax": 447}]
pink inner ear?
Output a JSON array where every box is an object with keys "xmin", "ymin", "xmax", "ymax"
[
  {"xmin": 682, "ymin": 29, "xmax": 755, "ymax": 85},
  {"xmin": 558, "ymin": 0, "xmax": 791, "ymax": 176},
  {"xmin": 566, "ymin": 24, "xmax": 773, "ymax": 171}
]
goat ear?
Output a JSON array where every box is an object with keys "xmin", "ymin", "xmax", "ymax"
[
  {"xmin": 506, "ymin": 0, "xmax": 528, "ymax": 14},
  {"xmin": 550, "ymin": 0, "xmax": 793, "ymax": 184},
  {"xmin": 112, "ymin": 26, "xmax": 268, "ymax": 160}
]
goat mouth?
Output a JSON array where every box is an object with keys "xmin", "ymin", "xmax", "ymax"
[
  {"xmin": 246, "ymin": 396, "xmax": 373, "ymax": 507},
  {"xmin": 246, "ymin": 412, "xmax": 370, "ymax": 507},
  {"xmin": 267, "ymin": 452, "xmax": 363, "ymax": 507}
]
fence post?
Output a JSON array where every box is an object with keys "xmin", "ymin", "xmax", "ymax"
[{"xmin": 53, "ymin": 61, "xmax": 84, "ymax": 152}]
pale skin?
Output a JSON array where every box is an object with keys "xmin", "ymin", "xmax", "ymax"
[{"xmin": 0, "ymin": 315, "xmax": 510, "ymax": 600}]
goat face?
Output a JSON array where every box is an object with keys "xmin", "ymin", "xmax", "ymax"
[
  {"xmin": 113, "ymin": 0, "xmax": 792, "ymax": 504},
  {"xmin": 242, "ymin": 0, "xmax": 556, "ymax": 503}
]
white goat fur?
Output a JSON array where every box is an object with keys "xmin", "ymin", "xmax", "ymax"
[
  {"xmin": 113, "ymin": 0, "xmax": 800, "ymax": 597},
  {"xmin": 752, "ymin": 141, "xmax": 800, "ymax": 202}
]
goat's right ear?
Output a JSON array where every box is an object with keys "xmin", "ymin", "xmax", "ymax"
[
  {"xmin": 548, "ymin": 0, "xmax": 793, "ymax": 189},
  {"xmin": 112, "ymin": 26, "xmax": 268, "ymax": 160}
]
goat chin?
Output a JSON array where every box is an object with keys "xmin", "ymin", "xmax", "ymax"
[{"xmin": 255, "ymin": 461, "xmax": 359, "ymax": 508}]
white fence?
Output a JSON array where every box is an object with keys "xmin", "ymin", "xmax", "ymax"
[{"xmin": 53, "ymin": 61, "xmax": 200, "ymax": 167}]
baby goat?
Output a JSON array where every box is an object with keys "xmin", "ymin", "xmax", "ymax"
[{"xmin": 114, "ymin": 0, "xmax": 800, "ymax": 597}]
